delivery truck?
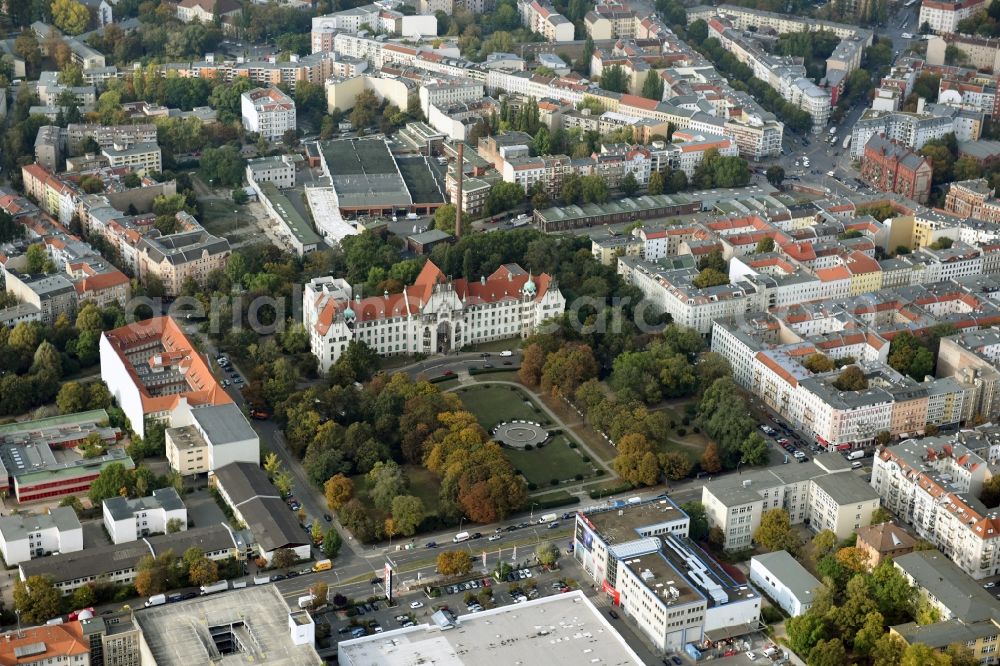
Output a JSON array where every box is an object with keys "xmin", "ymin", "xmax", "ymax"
[
  {"xmin": 200, "ymin": 581, "xmax": 229, "ymax": 595},
  {"xmin": 847, "ymin": 450, "xmax": 865, "ymax": 460},
  {"xmin": 312, "ymin": 559, "xmax": 332, "ymax": 572},
  {"xmin": 145, "ymin": 594, "xmax": 167, "ymax": 607},
  {"xmin": 453, "ymin": 531, "xmax": 470, "ymax": 542},
  {"xmin": 537, "ymin": 513, "xmax": 558, "ymax": 524}
]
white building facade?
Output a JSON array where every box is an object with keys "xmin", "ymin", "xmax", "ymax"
[
  {"xmin": 241, "ymin": 87, "xmax": 297, "ymax": 140},
  {"xmin": 102, "ymin": 488, "xmax": 188, "ymax": 545},
  {"xmin": 304, "ymin": 262, "xmax": 565, "ymax": 371},
  {"xmin": 0, "ymin": 508, "xmax": 83, "ymax": 566}
]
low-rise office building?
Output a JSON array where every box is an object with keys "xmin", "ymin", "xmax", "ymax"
[
  {"xmin": 573, "ymin": 498, "xmax": 761, "ymax": 653},
  {"xmin": 164, "ymin": 402, "xmax": 260, "ymax": 476},
  {"xmin": 0, "ymin": 507, "xmax": 82, "ymax": 566},
  {"xmin": 210, "ymin": 462, "xmax": 310, "ymax": 563},
  {"xmin": 748, "ymin": 550, "xmax": 821, "ymax": 617},
  {"xmin": 103, "ymin": 487, "xmax": 187, "ymax": 544}
]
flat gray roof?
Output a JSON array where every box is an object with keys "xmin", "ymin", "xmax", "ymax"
[
  {"xmin": 191, "ymin": 404, "xmax": 258, "ymax": 446},
  {"xmin": 810, "ymin": 471, "xmax": 879, "ymax": 505},
  {"xmin": 135, "ymin": 585, "xmax": 322, "ymax": 665},
  {"xmin": 338, "ymin": 591, "xmax": 644, "ymax": 666}
]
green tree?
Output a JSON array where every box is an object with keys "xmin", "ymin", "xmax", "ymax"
[
  {"xmin": 691, "ymin": 267, "xmax": 728, "ymax": 288},
  {"xmin": 26, "ymin": 243, "xmax": 47, "ymax": 273},
  {"xmin": 166, "ymin": 517, "xmax": 185, "ymax": 533},
  {"xmin": 56, "ymin": 381, "xmax": 88, "ymax": 414},
  {"xmin": 754, "ymin": 508, "xmax": 800, "ymax": 553},
  {"xmin": 807, "ymin": 638, "xmax": 848, "ymax": 666},
  {"xmin": 740, "ymin": 432, "xmax": 769, "ymax": 466},
  {"xmin": 621, "ymin": 171, "xmax": 639, "ymax": 197},
  {"xmin": 71, "ymin": 583, "xmax": 96, "ymax": 609},
  {"xmin": 199, "ymin": 145, "xmax": 246, "ymax": 187},
  {"xmin": 434, "ymin": 204, "xmax": 458, "ymax": 233},
  {"xmin": 648, "ymin": 170, "xmax": 665, "ymax": 195},
  {"xmin": 765, "ymin": 165, "xmax": 785, "ymax": 187},
  {"xmin": 437, "ymin": 550, "xmax": 473, "ymax": 576},
  {"xmin": 52, "ymin": 0, "xmax": 90, "ymax": 34},
  {"xmin": 980, "ymin": 474, "xmax": 1000, "ymax": 508},
  {"xmin": 390, "ymin": 495, "xmax": 424, "ymax": 537},
  {"xmin": 803, "ymin": 353, "xmax": 835, "ymax": 373},
  {"xmin": 786, "ymin": 611, "xmax": 831, "ymax": 656},
  {"xmin": 681, "ymin": 501, "xmax": 709, "ymax": 540},
  {"xmin": 323, "ymin": 528, "xmax": 342, "ymax": 558},
  {"xmin": 599, "ymin": 64, "xmax": 628, "ymax": 93},
  {"xmin": 810, "ymin": 528, "xmax": 836, "ymax": 556},
  {"xmin": 13, "ymin": 576, "xmax": 63, "ymax": 624},
  {"xmin": 755, "ymin": 237, "xmax": 775, "ymax": 253},
  {"xmin": 641, "ymin": 70, "xmax": 664, "ymax": 101},
  {"xmin": 953, "ymin": 155, "xmax": 983, "ymax": 181},
  {"xmin": 536, "ymin": 542, "xmax": 559, "ymax": 566},
  {"xmin": 367, "ymin": 461, "xmax": 407, "ymax": 512},
  {"xmin": 688, "ymin": 18, "xmax": 709, "ymax": 44},
  {"xmin": 832, "ymin": 365, "xmax": 868, "ymax": 391},
  {"xmin": 88, "ymin": 462, "xmax": 133, "ymax": 502}
]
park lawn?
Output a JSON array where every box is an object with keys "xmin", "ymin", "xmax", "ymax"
[
  {"xmin": 503, "ymin": 435, "xmax": 594, "ymax": 487},
  {"xmin": 653, "ymin": 439, "xmax": 701, "ymax": 464},
  {"xmin": 457, "ymin": 384, "xmax": 549, "ymax": 430},
  {"xmin": 351, "ymin": 464, "xmax": 442, "ymax": 520}
]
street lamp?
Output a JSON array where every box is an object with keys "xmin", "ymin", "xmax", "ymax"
[
  {"xmin": 529, "ymin": 502, "xmax": 538, "ymax": 522},
  {"xmin": 233, "ymin": 209, "xmax": 238, "ymax": 231},
  {"xmin": 459, "ymin": 516, "xmax": 465, "ymax": 534}
]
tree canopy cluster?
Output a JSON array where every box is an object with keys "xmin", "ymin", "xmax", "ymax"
[
  {"xmin": 785, "ymin": 531, "xmax": 976, "ymax": 666},
  {"xmin": 281, "ymin": 372, "xmax": 526, "ymax": 543},
  {"xmin": 887, "ymin": 327, "xmax": 954, "ymax": 382}
]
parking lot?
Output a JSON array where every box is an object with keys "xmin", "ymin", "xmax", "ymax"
[{"xmin": 326, "ymin": 563, "xmax": 576, "ymax": 639}]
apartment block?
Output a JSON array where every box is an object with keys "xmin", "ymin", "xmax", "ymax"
[
  {"xmin": 0, "ymin": 507, "xmax": 82, "ymax": 566},
  {"xmin": 518, "ymin": 0, "xmax": 575, "ymax": 42},
  {"xmin": 102, "ymin": 487, "xmax": 187, "ymax": 544},
  {"xmin": 871, "ymin": 439, "xmax": 1000, "ymax": 579},
  {"xmin": 919, "ymin": 0, "xmax": 986, "ymax": 34},
  {"xmin": 701, "ymin": 454, "xmax": 879, "ymax": 550},
  {"xmin": 101, "ymin": 142, "xmax": 162, "ymax": 175},
  {"xmin": 241, "ymin": 87, "xmax": 296, "ymax": 140}
]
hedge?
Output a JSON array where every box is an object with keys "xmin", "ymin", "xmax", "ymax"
[
  {"xmin": 531, "ymin": 494, "xmax": 580, "ymax": 510},
  {"xmin": 469, "ymin": 366, "xmax": 519, "ymax": 376},
  {"xmin": 588, "ymin": 483, "xmax": 635, "ymax": 499}
]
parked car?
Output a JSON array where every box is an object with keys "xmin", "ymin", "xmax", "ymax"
[{"xmin": 608, "ymin": 610, "xmax": 619, "ymax": 619}]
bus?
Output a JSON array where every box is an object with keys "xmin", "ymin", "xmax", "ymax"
[{"xmin": 842, "ymin": 135, "xmax": 852, "ymax": 150}]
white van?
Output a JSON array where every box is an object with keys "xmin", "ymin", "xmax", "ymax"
[{"xmin": 499, "ymin": 350, "xmax": 513, "ymax": 357}]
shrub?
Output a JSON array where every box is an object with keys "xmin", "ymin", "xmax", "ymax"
[
  {"xmin": 550, "ymin": 479, "xmax": 559, "ymax": 486},
  {"xmin": 524, "ymin": 444, "xmax": 533, "ymax": 450},
  {"xmin": 528, "ymin": 482, "xmax": 538, "ymax": 491},
  {"xmin": 596, "ymin": 469, "xmax": 605, "ymax": 476},
  {"xmin": 568, "ymin": 441, "xmax": 577, "ymax": 448},
  {"xmin": 677, "ymin": 428, "xmax": 687, "ymax": 436},
  {"xmin": 574, "ymin": 474, "xmax": 584, "ymax": 481},
  {"xmin": 581, "ymin": 455, "xmax": 591, "ymax": 462},
  {"xmin": 682, "ymin": 415, "xmax": 691, "ymax": 425},
  {"xmin": 692, "ymin": 426, "xmax": 700, "ymax": 434}
]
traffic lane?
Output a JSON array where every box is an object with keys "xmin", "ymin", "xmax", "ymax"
[
  {"xmin": 405, "ymin": 351, "xmax": 523, "ymax": 379},
  {"xmin": 276, "ymin": 529, "xmax": 574, "ymax": 605}
]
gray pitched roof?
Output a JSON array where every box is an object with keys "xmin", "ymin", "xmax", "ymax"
[
  {"xmin": 0, "ymin": 507, "xmax": 80, "ymax": 541},
  {"xmin": 103, "ymin": 487, "xmax": 185, "ymax": 521},
  {"xmin": 211, "ymin": 462, "xmax": 307, "ymax": 553},
  {"xmin": 752, "ymin": 550, "xmax": 821, "ymax": 601}
]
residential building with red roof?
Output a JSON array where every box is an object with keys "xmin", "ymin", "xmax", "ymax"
[
  {"xmin": 303, "ymin": 261, "xmax": 565, "ymax": 371},
  {"xmin": 873, "ymin": 438, "xmax": 1000, "ymax": 580},
  {"xmin": 100, "ymin": 316, "xmax": 233, "ymax": 439}
]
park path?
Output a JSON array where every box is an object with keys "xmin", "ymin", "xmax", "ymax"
[{"xmin": 446, "ymin": 377, "xmax": 614, "ymax": 480}]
